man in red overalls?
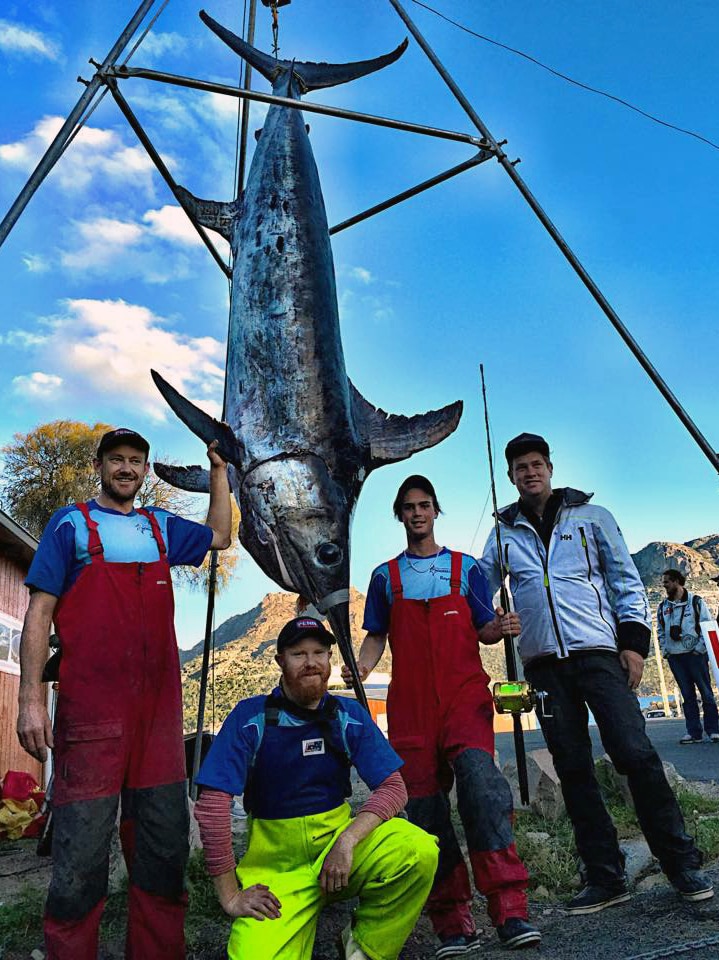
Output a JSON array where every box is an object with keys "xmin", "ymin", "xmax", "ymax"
[
  {"xmin": 18, "ymin": 427, "xmax": 232, "ymax": 960},
  {"xmin": 345, "ymin": 476, "xmax": 540, "ymax": 957}
]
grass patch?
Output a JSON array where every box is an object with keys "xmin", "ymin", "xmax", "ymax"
[
  {"xmin": 513, "ymin": 810, "xmax": 579, "ymax": 895},
  {"xmin": 0, "ymin": 884, "xmax": 44, "ymax": 953},
  {"xmin": 676, "ymin": 786, "xmax": 719, "ymax": 860}
]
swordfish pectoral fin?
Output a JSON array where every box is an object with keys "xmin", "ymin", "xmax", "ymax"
[
  {"xmin": 200, "ymin": 9, "xmax": 407, "ymax": 93},
  {"xmin": 151, "ymin": 369, "xmax": 243, "ymax": 466},
  {"xmin": 175, "ymin": 184, "xmax": 239, "ymax": 242},
  {"xmin": 350, "ymin": 381, "xmax": 463, "ymax": 468},
  {"xmin": 153, "ymin": 463, "xmax": 211, "ymax": 494}
]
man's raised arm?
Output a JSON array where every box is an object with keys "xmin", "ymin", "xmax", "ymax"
[{"xmin": 205, "ymin": 441, "xmax": 232, "ymax": 550}]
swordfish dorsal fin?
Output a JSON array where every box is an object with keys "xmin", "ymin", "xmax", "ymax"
[
  {"xmin": 350, "ymin": 382, "xmax": 463, "ymax": 469},
  {"xmin": 151, "ymin": 369, "xmax": 244, "ymax": 466},
  {"xmin": 200, "ymin": 10, "xmax": 407, "ymax": 93},
  {"xmin": 175, "ymin": 185, "xmax": 240, "ymax": 242}
]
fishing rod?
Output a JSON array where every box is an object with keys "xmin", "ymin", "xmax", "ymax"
[{"xmin": 479, "ymin": 364, "xmax": 531, "ymax": 806}]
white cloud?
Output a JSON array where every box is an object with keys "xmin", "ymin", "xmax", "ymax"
[
  {"xmin": 139, "ymin": 31, "xmax": 188, "ymax": 59},
  {"xmin": 58, "ymin": 206, "xmax": 229, "ymax": 280},
  {"xmin": 0, "ymin": 116, "xmax": 159, "ymax": 194},
  {"xmin": 0, "ymin": 329, "xmax": 48, "ymax": 347},
  {"xmin": 0, "ymin": 19, "xmax": 60, "ymax": 60},
  {"xmin": 33, "ymin": 298, "xmax": 225, "ymax": 421},
  {"xmin": 143, "ymin": 205, "xmax": 203, "ymax": 246},
  {"xmin": 12, "ymin": 371, "xmax": 63, "ymax": 398},
  {"xmin": 349, "ymin": 266, "xmax": 373, "ymax": 284},
  {"xmin": 22, "ymin": 253, "xmax": 50, "ymax": 273}
]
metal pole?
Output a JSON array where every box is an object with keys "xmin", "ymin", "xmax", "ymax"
[
  {"xmin": 388, "ymin": 0, "xmax": 719, "ymax": 476},
  {"xmin": 108, "ymin": 66, "xmax": 488, "ymax": 148},
  {"xmin": 0, "ymin": 0, "xmax": 158, "ymax": 250},
  {"xmin": 236, "ymin": 0, "xmax": 258, "ymax": 196},
  {"xmin": 190, "ymin": 549, "xmax": 219, "ymax": 798},
  {"xmin": 330, "ymin": 150, "xmax": 491, "ymax": 235}
]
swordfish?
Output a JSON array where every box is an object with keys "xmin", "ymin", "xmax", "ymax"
[{"xmin": 153, "ymin": 10, "xmax": 463, "ymax": 705}]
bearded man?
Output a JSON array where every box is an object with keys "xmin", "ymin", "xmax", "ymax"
[
  {"xmin": 18, "ymin": 427, "xmax": 232, "ymax": 960},
  {"xmin": 193, "ymin": 615, "xmax": 438, "ymax": 960}
]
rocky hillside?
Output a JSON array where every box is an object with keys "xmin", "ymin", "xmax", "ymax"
[{"xmin": 181, "ymin": 534, "xmax": 719, "ymax": 731}]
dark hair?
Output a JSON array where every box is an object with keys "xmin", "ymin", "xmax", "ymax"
[
  {"xmin": 663, "ymin": 568, "xmax": 686, "ymax": 586},
  {"xmin": 392, "ymin": 475, "xmax": 442, "ymax": 521}
]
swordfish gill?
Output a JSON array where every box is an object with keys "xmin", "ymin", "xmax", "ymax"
[{"xmin": 153, "ymin": 10, "xmax": 463, "ymax": 703}]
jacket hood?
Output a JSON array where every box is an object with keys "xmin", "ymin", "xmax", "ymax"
[{"xmin": 497, "ymin": 487, "xmax": 593, "ymax": 526}]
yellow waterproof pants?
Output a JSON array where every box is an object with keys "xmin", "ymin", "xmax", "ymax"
[{"xmin": 228, "ymin": 803, "xmax": 438, "ymax": 960}]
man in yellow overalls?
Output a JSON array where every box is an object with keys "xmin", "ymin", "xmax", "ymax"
[{"xmin": 193, "ymin": 616, "xmax": 438, "ymax": 960}]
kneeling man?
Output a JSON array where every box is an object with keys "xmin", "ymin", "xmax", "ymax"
[{"xmin": 194, "ymin": 616, "xmax": 438, "ymax": 960}]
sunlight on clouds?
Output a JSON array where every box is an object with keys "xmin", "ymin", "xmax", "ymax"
[
  {"xmin": 143, "ymin": 205, "xmax": 204, "ymax": 246},
  {"xmin": 0, "ymin": 116, "xmax": 158, "ymax": 193},
  {"xmin": 47, "ymin": 299, "xmax": 225, "ymax": 421},
  {"xmin": 0, "ymin": 19, "xmax": 60, "ymax": 60},
  {"xmin": 12, "ymin": 372, "xmax": 63, "ymax": 399},
  {"xmin": 140, "ymin": 31, "xmax": 188, "ymax": 59},
  {"xmin": 22, "ymin": 253, "xmax": 50, "ymax": 274}
]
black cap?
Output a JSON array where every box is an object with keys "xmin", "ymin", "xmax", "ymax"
[
  {"xmin": 276, "ymin": 616, "xmax": 335, "ymax": 653},
  {"xmin": 505, "ymin": 432, "xmax": 550, "ymax": 468},
  {"xmin": 96, "ymin": 428, "xmax": 150, "ymax": 459}
]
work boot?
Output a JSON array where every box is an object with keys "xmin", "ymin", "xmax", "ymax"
[{"xmin": 566, "ymin": 882, "xmax": 631, "ymax": 915}]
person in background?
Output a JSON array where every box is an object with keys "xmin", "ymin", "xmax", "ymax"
[{"xmin": 658, "ymin": 569, "xmax": 719, "ymax": 745}]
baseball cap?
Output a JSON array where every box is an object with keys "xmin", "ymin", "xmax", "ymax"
[
  {"xmin": 505, "ymin": 432, "xmax": 550, "ymax": 468},
  {"xmin": 96, "ymin": 428, "xmax": 150, "ymax": 459},
  {"xmin": 276, "ymin": 616, "xmax": 335, "ymax": 652}
]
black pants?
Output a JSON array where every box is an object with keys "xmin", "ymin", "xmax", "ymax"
[{"xmin": 525, "ymin": 650, "xmax": 701, "ymax": 887}]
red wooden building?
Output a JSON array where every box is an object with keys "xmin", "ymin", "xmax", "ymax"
[{"xmin": 0, "ymin": 509, "xmax": 44, "ymax": 786}]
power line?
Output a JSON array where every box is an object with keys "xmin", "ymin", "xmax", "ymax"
[{"xmin": 411, "ymin": 0, "xmax": 719, "ymax": 153}]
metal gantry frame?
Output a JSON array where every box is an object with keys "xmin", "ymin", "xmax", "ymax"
[{"xmin": 1, "ymin": 0, "xmax": 717, "ymax": 793}]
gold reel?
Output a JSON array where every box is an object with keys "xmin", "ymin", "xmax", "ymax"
[{"xmin": 492, "ymin": 680, "xmax": 535, "ymax": 716}]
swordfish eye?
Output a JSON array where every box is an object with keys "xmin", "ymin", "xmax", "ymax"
[{"xmin": 315, "ymin": 542, "xmax": 343, "ymax": 567}]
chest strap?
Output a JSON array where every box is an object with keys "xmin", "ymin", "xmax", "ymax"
[
  {"xmin": 449, "ymin": 550, "xmax": 462, "ymax": 595},
  {"xmin": 264, "ymin": 694, "xmax": 351, "ymax": 767},
  {"xmin": 388, "ymin": 558, "xmax": 403, "ymax": 598},
  {"xmin": 75, "ymin": 502, "xmax": 168, "ymax": 562}
]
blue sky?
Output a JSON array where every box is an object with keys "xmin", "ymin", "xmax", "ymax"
[{"xmin": 1, "ymin": 0, "xmax": 717, "ymax": 648}]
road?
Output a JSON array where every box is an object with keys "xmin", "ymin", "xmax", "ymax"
[{"xmin": 496, "ymin": 717, "xmax": 719, "ymax": 782}]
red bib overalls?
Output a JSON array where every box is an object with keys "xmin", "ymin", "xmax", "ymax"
[
  {"xmin": 385, "ymin": 551, "xmax": 528, "ymax": 935},
  {"xmin": 45, "ymin": 503, "xmax": 189, "ymax": 960}
]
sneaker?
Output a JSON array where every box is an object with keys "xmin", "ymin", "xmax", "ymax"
[
  {"xmin": 340, "ymin": 923, "xmax": 368, "ymax": 960},
  {"xmin": 566, "ymin": 883, "xmax": 631, "ymax": 915},
  {"xmin": 679, "ymin": 734, "xmax": 704, "ymax": 744},
  {"xmin": 435, "ymin": 932, "xmax": 482, "ymax": 958},
  {"xmin": 496, "ymin": 918, "xmax": 542, "ymax": 949},
  {"xmin": 670, "ymin": 870, "xmax": 714, "ymax": 902},
  {"xmin": 710, "ymin": 733, "xmax": 719, "ymax": 743}
]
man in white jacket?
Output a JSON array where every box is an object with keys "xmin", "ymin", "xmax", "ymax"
[
  {"xmin": 658, "ymin": 569, "xmax": 719, "ymax": 745},
  {"xmin": 480, "ymin": 433, "xmax": 712, "ymax": 915}
]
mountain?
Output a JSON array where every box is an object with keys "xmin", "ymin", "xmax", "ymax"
[{"xmin": 181, "ymin": 534, "xmax": 719, "ymax": 731}]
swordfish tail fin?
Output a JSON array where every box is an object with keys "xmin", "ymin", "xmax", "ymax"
[
  {"xmin": 350, "ymin": 382, "xmax": 463, "ymax": 468},
  {"xmin": 200, "ymin": 10, "xmax": 407, "ymax": 92},
  {"xmin": 151, "ymin": 369, "xmax": 243, "ymax": 466}
]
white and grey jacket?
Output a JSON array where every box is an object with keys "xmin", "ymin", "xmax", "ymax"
[
  {"xmin": 657, "ymin": 591, "xmax": 712, "ymax": 657},
  {"xmin": 480, "ymin": 488, "xmax": 651, "ymax": 667}
]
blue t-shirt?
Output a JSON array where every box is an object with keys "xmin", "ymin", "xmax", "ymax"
[
  {"xmin": 362, "ymin": 548, "xmax": 494, "ymax": 634},
  {"xmin": 196, "ymin": 687, "xmax": 402, "ymax": 804},
  {"xmin": 26, "ymin": 500, "xmax": 213, "ymax": 598}
]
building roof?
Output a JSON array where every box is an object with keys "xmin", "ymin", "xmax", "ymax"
[{"xmin": 0, "ymin": 509, "xmax": 38, "ymax": 569}]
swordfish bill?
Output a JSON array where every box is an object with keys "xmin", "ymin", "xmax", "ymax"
[{"xmin": 152, "ymin": 11, "xmax": 463, "ymax": 709}]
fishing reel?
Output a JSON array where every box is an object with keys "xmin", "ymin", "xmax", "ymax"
[{"xmin": 492, "ymin": 681, "xmax": 535, "ymax": 716}]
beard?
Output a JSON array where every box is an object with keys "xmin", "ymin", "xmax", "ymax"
[
  {"xmin": 101, "ymin": 475, "xmax": 142, "ymax": 505},
  {"xmin": 282, "ymin": 666, "xmax": 330, "ymax": 706}
]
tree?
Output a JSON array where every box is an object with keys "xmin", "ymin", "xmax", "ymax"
[
  {"xmin": 0, "ymin": 419, "xmax": 241, "ymax": 596},
  {"xmin": 1, "ymin": 420, "xmax": 111, "ymax": 537}
]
